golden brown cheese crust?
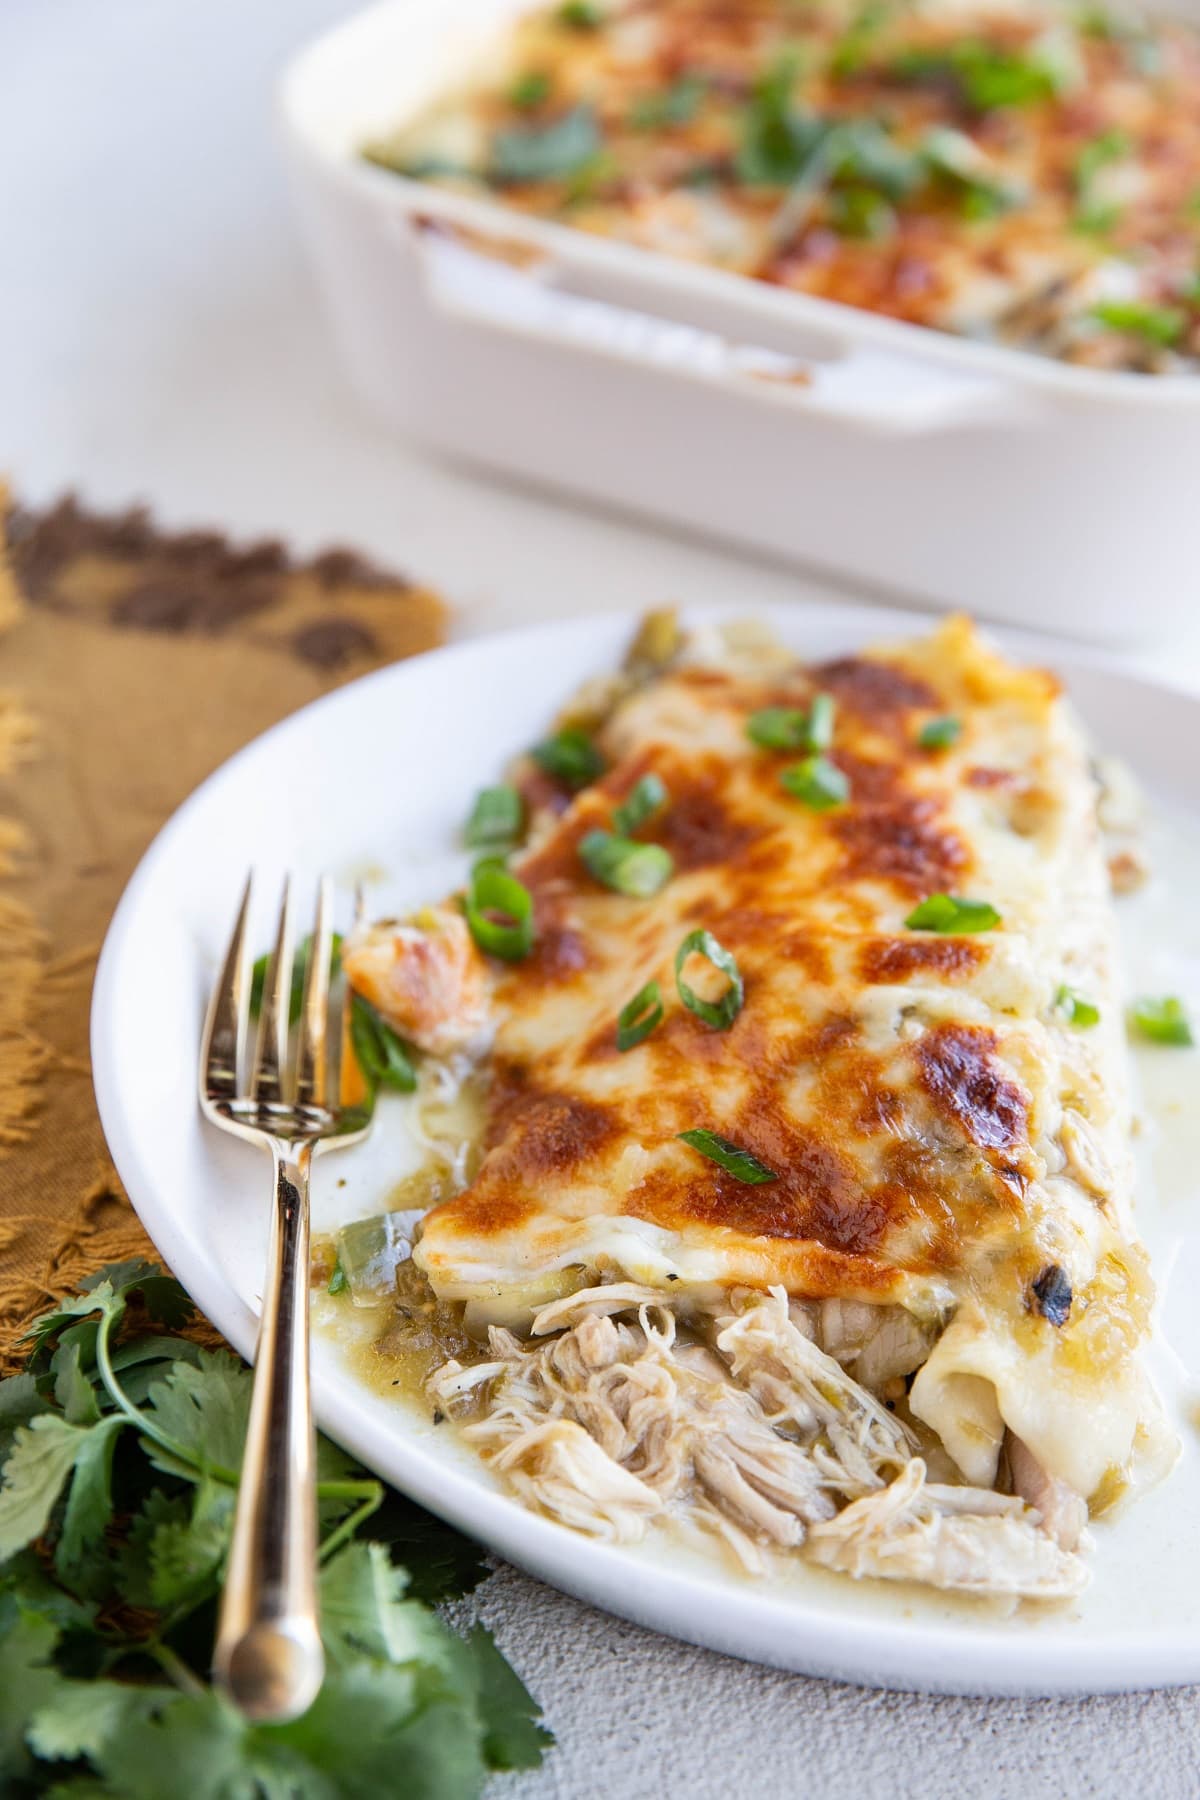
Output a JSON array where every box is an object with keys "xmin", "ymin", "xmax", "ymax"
[
  {"xmin": 416, "ymin": 619, "xmax": 1102, "ymax": 1318},
  {"xmin": 371, "ymin": 0, "xmax": 1200, "ymax": 371}
]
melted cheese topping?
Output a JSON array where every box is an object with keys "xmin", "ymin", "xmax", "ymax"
[
  {"xmin": 368, "ymin": 0, "xmax": 1200, "ymax": 372},
  {"xmin": 412, "ymin": 616, "xmax": 1173, "ymax": 1498}
]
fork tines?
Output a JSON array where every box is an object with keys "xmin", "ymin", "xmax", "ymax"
[{"xmin": 200, "ymin": 873, "xmax": 336, "ymax": 1125}]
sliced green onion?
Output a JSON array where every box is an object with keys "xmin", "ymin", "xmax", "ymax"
[
  {"xmin": 465, "ymin": 862, "xmax": 535, "ymax": 961},
  {"xmin": 613, "ymin": 772, "xmax": 669, "ymax": 836},
  {"xmin": 491, "ymin": 106, "xmax": 602, "ymax": 185},
  {"xmin": 678, "ymin": 1129, "xmax": 777, "ymax": 1184},
  {"xmin": 579, "ymin": 829, "xmax": 673, "ymax": 897},
  {"xmin": 510, "ymin": 69, "xmax": 552, "ymax": 109},
  {"xmin": 1089, "ymin": 299, "xmax": 1185, "ymax": 348},
  {"xmin": 905, "ymin": 894, "xmax": 1001, "ymax": 933},
  {"xmin": 617, "ymin": 980, "xmax": 664, "ymax": 1051},
  {"xmin": 830, "ymin": 185, "xmax": 897, "ymax": 241},
  {"xmin": 250, "ymin": 931, "xmax": 343, "ymax": 1023},
  {"xmin": 780, "ymin": 755, "xmax": 850, "ymax": 810},
  {"xmin": 806, "ymin": 692, "xmax": 836, "ymax": 751},
  {"xmin": 558, "ymin": 0, "xmax": 604, "ymax": 26},
  {"xmin": 1074, "ymin": 199, "xmax": 1123, "ymax": 236},
  {"xmin": 1129, "ymin": 995, "xmax": 1194, "ymax": 1047},
  {"xmin": 1074, "ymin": 127, "xmax": 1130, "ymax": 192},
  {"xmin": 918, "ymin": 715, "xmax": 962, "ymax": 750},
  {"xmin": 629, "ymin": 74, "xmax": 706, "ymax": 129},
  {"xmin": 464, "ymin": 783, "xmax": 524, "ymax": 850},
  {"xmin": 1054, "ymin": 984, "xmax": 1100, "ymax": 1028},
  {"xmin": 350, "ymin": 993, "xmax": 418, "ymax": 1092},
  {"xmin": 327, "ymin": 1259, "xmax": 349, "ymax": 1296},
  {"xmin": 746, "ymin": 707, "xmax": 809, "ymax": 751},
  {"xmin": 746, "ymin": 695, "xmax": 835, "ymax": 753},
  {"xmin": 530, "ymin": 727, "xmax": 605, "ymax": 790},
  {"xmin": 675, "ymin": 928, "xmax": 744, "ymax": 1030}
]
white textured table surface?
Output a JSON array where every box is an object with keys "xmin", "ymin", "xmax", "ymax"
[{"xmin": 5, "ymin": 3, "xmax": 1200, "ymax": 1794}]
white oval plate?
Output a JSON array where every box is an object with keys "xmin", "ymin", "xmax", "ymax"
[{"xmin": 92, "ymin": 600, "xmax": 1200, "ymax": 1697}]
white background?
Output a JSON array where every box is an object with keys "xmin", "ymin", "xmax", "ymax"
[{"xmin": 5, "ymin": 2, "xmax": 1200, "ymax": 1794}]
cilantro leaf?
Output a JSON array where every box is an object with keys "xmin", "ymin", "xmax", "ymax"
[
  {"xmin": 144, "ymin": 1479, "xmax": 232, "ymax": 1613},
  {"xmin": 320, "ymin": 1541, "xmax": 451, "ymax": 1673},
  {"xmin": 28, "ymin": 1677, "xmax": 161, "ymax": 1763},
  {"xmin": 79, "ymin": 1258, "xmax": 194, "ymax": 1331},
  {"xmin": 461, "ymin": 1624, "xmax": 553, "ymax": 1771},
  {"xmin": 20, "ymin": 1284, "xmax": 126, "ymax": 1364},
  {"xmin": 113, "ymin": 1488, "xmax": 187, "ymax": 1610},
  {"xmin": 41, "ymin": 1781, "xmax": 115, "ymax": 1798},
  {"xmin": 0, "ymin": 1372, "xmax": 50, "ymax": 1466},
  {"xmin": 53, "ymin": 1340, "xmax": 102, "ymax": 1427},
  {"xmin": 276, "ymin": 1660, "xmax": 491, "ymax": 1800},
  {"xmin": 0, "ymin": 1598, "xmax": 64, "ymax": 1784},
  {"xmin": 0, "ymin": 1549, "xmax": 99, "ymax": 1633},
  {"xmin": 55, "ymin": 1417, "xmax": 123, "ymax": 1589},
  {"xmin": 90, "ymin": 1688, "xmax": 315, "ymax": 1800},
  {"xmin": 0, "ymin": 1257, "xmax": 551, "ymax": 1799},
  {"xmin": 140, "ymin": 1350, "xmax": 250, "ymax": 1478},
  {"xmin": 21, "ymin": 1259, "xmax": 193, "ymax": 1369},
  {"xmin": 365, "ymin": 1489, "xmax": 490, "ymax": 1604},
  {"xmin": 0, "ymin": 1415, "xmax": 96, "ymax": 1562},
  {"xmin": 108, "ymin": 1335, "xmax": 204, "ymax": 1409}
]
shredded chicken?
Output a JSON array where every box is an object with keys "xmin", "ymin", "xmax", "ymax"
[
  {"xmin": 806, "ymin": 1459, "xmax": 1088, "ymax": 1599},
  {"xmin": 431, "ymin": 1298, "xmax": 835, "ymax": 1569},
  {"xmin": 1007, "ymin": 1434, "xmax": 1089, "ymax": 1554},
  {"xmin": 425, "ymin": 1282, "xmax": 1090, "ymax": 1598},
  {"xmin": 490, "ymin": 1420, "xmax": 662, "ymax": 1543},
  {"xmin": 714, "ymin": 1289, "xmax": 916, "ymax": 1499}
]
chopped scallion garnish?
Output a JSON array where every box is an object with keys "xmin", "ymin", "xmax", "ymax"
[
  {"xmin": 509, "ymin": 69, "xmax": 552, "ymax": 109},
  {"xmin": 1089, "ymin": 299, "xmax": 1185, "ymax": 347},
  {"xmin": 558, "ymin": 0, "xmax": 604, "ymax": 26},
  {"xmin": 530, "ymin": 726, "xmax": 605, "ymax": 789},
  {"xmin": 630, "ymin": 74, "xmax": 706, "ymax": 128},
  {"xmin": 780, "ymin": 755, "xmax": 850, "ymax": 810},
  {"xmin": 831, "ymin": 185, "xmax": 897, "ymax": 240},
  {"xmin": 747, "ymin": 694, "xmax": 836, "ymax": 754},
  {"xmin": 1074, "ymin": 127, "xmax": 1130, "ymax": 192},
  {"xmin": 579, "ymin": 829, "xmax": 673, "ymax": 897},
  {"xmin": 918, "ymin": 715, "xmax": 963, "ymax": 750},
  {"xmin": 464, "ymin": 783, "xmax": 524, "ymax": 850},
  {"xmin": 1054, "ymin": 984, "xmax": 1100, "ymax": 1028},
  {"xmin": 350, "ymin": 993, "xmax": 418, "ymax": 1092},
  {"xmin": 677, "ymin": 1129, "xmax": 777, "ymax": 1184},
  {"xmin": 616, "ymin": 980, "xmax": 664, "ymax": 1051},
  {"xmin": 746, "ymin": 707, "xmax": 809, "ymax": 751},
  {"xmin": 806, "ymin": 692, "xmax": 836, "ymax": 750},
  {"xmin": 491, "ymin": 106, "xmax": 602, "ymax": 185},
  {"xmin": 1129, "ymin": 995, "xmax": 1194, "ymax": 1046},
  {"xmin": 905, "ymin": 894, "xmax": 1001, "ymax": 932},
  {"xmin": 465, "ymin": 862, "xmax": 535, "ymax": 960},
  {"xmin": 675, "ymin": 928, "xmax": 744, "ymax": 1029},
  {"xmin": 613, "ymin": 772, "xmax": 669, "ymax": 836}
]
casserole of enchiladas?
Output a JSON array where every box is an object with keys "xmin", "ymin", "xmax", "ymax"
[
  {"xmin": 332, "ymin": 613, "xmax": 1178, "ymax": 1602},
  {"xmin": 366, "ymin": 0, "xmax": 1200, "ymax": 373}
]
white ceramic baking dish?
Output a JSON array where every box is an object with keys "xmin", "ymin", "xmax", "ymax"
[{"xmin": 278, "ymin": 0, "xmax": 1200, "ymax": 643}]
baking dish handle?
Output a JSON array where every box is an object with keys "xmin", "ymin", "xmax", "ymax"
[{"xmin": 414, "ymin": 229, "xmax": 1040, "ymax": 437}]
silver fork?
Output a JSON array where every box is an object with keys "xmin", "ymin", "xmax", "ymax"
[{"xmin": 199, "ymin": 873, "xmax": 373, "ymax": 1723}]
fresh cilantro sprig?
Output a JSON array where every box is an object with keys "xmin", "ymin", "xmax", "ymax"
[{"xmin": 0, "ymin": 1259, "xmax": 550, "ymax": 1796}]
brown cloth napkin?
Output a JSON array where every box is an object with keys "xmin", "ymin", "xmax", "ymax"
[{"xmin": 0, "ymin": 492, "xmax": 445, "ymax": 1370}]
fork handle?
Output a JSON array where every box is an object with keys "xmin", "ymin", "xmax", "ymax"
[{"xmin": 214, "ymin": 1142, "xmax": 324, "ymax": 1722}]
